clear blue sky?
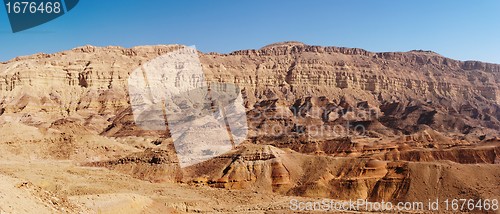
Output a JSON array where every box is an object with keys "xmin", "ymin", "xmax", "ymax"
[{"xmin": 1, "ymin": 0, "xmax": 499, "ymax": 63}]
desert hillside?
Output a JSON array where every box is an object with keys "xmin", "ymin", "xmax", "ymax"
[{"xmin": 0, "ymin": 42, "xmax": 498, "ymax": 213}]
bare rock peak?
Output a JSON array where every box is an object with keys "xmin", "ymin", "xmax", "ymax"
[
  {"xmin": 408, "ymin": 49, "xmax": 440, "ymax": 55},
  {"xmin": 260, "ymin": 41, "xmax": 307, "ymax": 49}
]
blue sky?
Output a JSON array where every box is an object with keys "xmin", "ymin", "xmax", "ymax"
[{"xmin": 1, "ymin": 0, "xmax": 499, "ymax": 63}]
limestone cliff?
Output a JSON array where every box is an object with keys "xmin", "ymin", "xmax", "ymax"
[
  {"xmin": 1, "ymin": 42, "xmax": 499, "ymax": 203},
  {"xmin": 0, "ymin": 42, "xmax": 498, "ymax": 138}
]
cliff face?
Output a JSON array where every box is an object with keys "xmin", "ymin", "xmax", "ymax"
[
  {"xmin": 205, "ymin": 43, "xmax": 499, "ymax": 108},
  {"xmin": 0, "ymin": 42, "xmax": 498, "ymax": 138},
  {"xmin": 1, "ymin": 42, "xmax": 499, "ymax": 204}
]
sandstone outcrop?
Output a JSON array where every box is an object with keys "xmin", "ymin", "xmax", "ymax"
[{"xmin": 0, "ymin": 42, "xmax": 498, "ymax": 208}]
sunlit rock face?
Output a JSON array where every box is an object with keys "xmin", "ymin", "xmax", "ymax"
[{"xmin": 0, "ymin": 42, "xmax": 499, "ymax": 204}]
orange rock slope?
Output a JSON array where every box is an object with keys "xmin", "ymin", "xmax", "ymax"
[{"xmin": 0, "ymin": 42, "xmax": 499, "ymax": 213}]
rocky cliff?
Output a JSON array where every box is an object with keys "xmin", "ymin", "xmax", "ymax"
[
  {"xmin": 1, "ymin": 42, "xmax": 499, "ymax": 204},
  {"xmin": 1, "ymin": 42, "xmax": 498, "ymax": 138}
]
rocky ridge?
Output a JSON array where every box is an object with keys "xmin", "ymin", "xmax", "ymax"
[{"xmin": 0, "ymin": 42, "xmax": 499, "ymax": 210}]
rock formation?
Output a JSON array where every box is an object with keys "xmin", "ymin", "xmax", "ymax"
[{"xmin": 0, "ymin": 42, "xmax": 499, "ymax": 212}]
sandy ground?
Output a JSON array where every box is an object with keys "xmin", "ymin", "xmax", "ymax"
[
  {"xmin": 0, "ymin": 174, "xmax": 54, "ymax": 214},
  {"xmin": 0, "ymin": 158, "xmax": 300, "ymax": 214}
]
